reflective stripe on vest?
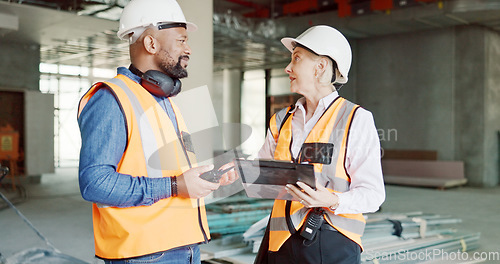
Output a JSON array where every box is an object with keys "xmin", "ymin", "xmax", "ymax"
[
  {"xmin": 269, "ymin": 106, "xmax": 292, "ymax": 144},
  {"xmin": 268, "ymin": 97, "xmax": 366, "ymax": 252},
  {"xmin": 78, "ymin": 74, "xmax": 210, "ymax": 259}
]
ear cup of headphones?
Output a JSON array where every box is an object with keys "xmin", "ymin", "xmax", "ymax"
[
  {"xmin": 141, "ymin": 70, "xmax": 182, "ymax": 97},
  {"xmin": 170, "ymin": 79, "xmax": 182, "ymax": 97}
]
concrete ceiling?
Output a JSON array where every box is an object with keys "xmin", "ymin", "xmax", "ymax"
[{"xmin": 1, "ymin": 0, "xmax": 500, "ymax": 71}]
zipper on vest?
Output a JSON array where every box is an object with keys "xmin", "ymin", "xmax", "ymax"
[
  {"xmin": 178, "ymin": 133, "xmax": 193, "ymax": 168},
  {"xmin": 197, "ymin": 199, "xmax": 209, "ymax": 243},
  {"xmin": 160, "ymin": 98, "xmax": 192, "ymax": 168},
  {"xmin": 169, "ymin": 107, "xmax": 193, "ymax": 168},
  {"xmin": 166, "ymin": 100, "xmax": 208, "ymax": 242}
]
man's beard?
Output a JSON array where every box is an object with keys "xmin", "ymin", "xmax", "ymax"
[{"xmin": 160, "ymin": 53, "xmax": 189, "ymax": 79}]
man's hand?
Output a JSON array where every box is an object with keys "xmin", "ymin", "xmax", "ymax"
[
  {"xmin": 285, "ymin": 180, "xmax": 339, "ymax": 209},
  {"xmin": 217, "ymin": 162, "xmax": 239, "ymax": 186},
  {"xmin": 176, "ymin": 165, "xmax": 220, "ymax": 199}
]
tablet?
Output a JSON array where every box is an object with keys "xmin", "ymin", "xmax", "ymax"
[{"xmin": 235, "ymin": 159, "xmax": 316, "ymax": 200}]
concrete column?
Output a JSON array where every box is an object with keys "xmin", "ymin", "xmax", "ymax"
[
  {"xmin": 223, "ymin": 69, "xmax": 241, "ymax": 123},
  {"xmin": 222, "ymin": 69, "xmax": 242, "ymax": 150},
  {"xmin": 25, "ymin": 91, "xmax": 54, "ymax": 175},
  {"xmin": 454, "ymin": 26, "xmax": 487, "ymax": 186},
  {"xmin": 485, "ymin": 29, "xmax": 500, "ymax": 186},
  {"xmin": 455, "ymin": 26, "xmax": 500, "ymax": 187},
  {"xmin": 173, "ymin": 0, "xmax": 214, "ymax": 166},
  {"xmin": 178, "ymin": 0, "xmax": 213, "ymax": 91}
]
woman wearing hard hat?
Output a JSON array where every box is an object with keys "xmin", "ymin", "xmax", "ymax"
[{"xmin": 256, "ymin": 25, "xmax": 385, "ymax": 263}]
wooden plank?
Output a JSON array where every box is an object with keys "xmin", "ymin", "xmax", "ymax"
[
  {"xmin": 384, "ymin": 175, "xmax": 467, "ymax": 189},
  {"xmin": 382, "ymin": 160, "xmax": 464, "ymax": 179},
  {"xmin": 382, "ymin": 159, "xmax": 467, "ymax": 188}
]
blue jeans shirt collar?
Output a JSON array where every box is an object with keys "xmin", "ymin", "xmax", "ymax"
[{"xmin": 117, "ymin": 66, "xmax": 141, "ymax": 84}]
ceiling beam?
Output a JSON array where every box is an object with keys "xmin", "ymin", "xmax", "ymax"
[{"xmin": 44, "ymin": 41, "xmax": 128, "ymax": 65}]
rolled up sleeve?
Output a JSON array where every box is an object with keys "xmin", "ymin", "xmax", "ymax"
[{"xmin": 78, "ymin": 87, "xmax": 171, "ymax": 207}]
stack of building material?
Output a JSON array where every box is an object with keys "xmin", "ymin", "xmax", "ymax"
[
  {"xmin": 242, "ymin": 211, "xmax": 480, "ymax": 264},
  {"xmin": 201, "ymin": 197, "xmax": 272, "ymax": 261},
  {"xmin": 204, "ymin": 197, "xmax": 480, "ymax": 263},
  {"xmin": 205, "ymin": 197, "xmax": 273, "ymax": 237},
  {"xmin": 361, "ymin": 212, "xmax": 480, "ymax": 263},
  {"xmin": 207, "ymin": 209, "xmax": 270, "ymax": 236}
]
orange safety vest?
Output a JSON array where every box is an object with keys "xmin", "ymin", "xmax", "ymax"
[
  {"xmin": 77, "ymin": 74, "xmax": 210, "ymax": 259},
  {"xmin": 267, "ymin": 97, "xmax": 366, "ymax": 252}
]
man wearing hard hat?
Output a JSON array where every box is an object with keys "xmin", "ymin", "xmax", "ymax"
[{"xmin": 77, "ymin": 0, "xmax": 237, "ymax": 263}]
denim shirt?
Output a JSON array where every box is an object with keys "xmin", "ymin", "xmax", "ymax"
[{"xmin": 78, "ymin": 67, "xmax": 179, "ymax": 207}]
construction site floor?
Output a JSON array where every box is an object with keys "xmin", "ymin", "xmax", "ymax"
[{"xmin": 0, "ymin": 168, "xmax": 499, "ymax": 263}]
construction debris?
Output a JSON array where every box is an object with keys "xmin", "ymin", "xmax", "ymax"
[
  {"xmin": 206, "ymin": 196, "xmax": 273, "ymax": 237},
  {"xmin": 361, "ymin": 212, "xmax": 480, "ymax": 263},
  {"xmin": 204, "ymin": 198, "xmax": 480, "ymax": 264}
]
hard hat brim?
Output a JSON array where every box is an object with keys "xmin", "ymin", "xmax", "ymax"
[
  {"xmin": 281, "ymin": 37, "xmax": 297, "ymax": 53},
  {"xmin": 117, "ymin": 21, "xmax": 198, "ymax": 41},
  {"xmin": 185, "ymin": 21, "xmax": 198, "ymax": 32}
]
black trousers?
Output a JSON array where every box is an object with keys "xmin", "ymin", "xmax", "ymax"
[{"xmin": 268, "ymin": 224, "xmax": 361, "ymax": 264}]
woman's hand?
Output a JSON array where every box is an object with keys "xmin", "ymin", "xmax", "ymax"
[
  {"xmin": 285, "ymin": 180, "xmax": 338, "ymax": 209},
  {"xmin": 218, "ymin": 162, "xmax": 239, "ymax": 186}
]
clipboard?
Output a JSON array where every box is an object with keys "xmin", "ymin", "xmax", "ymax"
[{"xmin": 235, "ymin": 159, "xmax": 316, "ymax": 200}]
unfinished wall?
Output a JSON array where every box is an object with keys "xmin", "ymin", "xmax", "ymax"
[
  {"xmin": 356, "ymin": 26, "xmax": 499, "ymax": 187},
  {"xmin": 356, "ymin": 28, "xmax": 455, "ymax": 160},
  {"xmin": 0, "ymin": 41, "xmax": 39, "ymax": 91}
]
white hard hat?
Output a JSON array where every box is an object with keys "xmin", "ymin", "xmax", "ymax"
[
  {"xmin": 281, "ymin": 25, "xmax": 352, "ymax": 84},
  {"xmin": 117, "ymin": 0, "xmax": 198, "ymax": 44}
]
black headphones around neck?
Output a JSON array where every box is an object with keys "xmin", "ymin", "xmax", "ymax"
[{"xmin": 129, "ymin": 64, "xmax": 182, "ymax": 98}]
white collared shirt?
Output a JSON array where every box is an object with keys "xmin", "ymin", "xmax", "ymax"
[{"xmin": 258, "ymin": 91, "xmax": 385, "ymax": 215}]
